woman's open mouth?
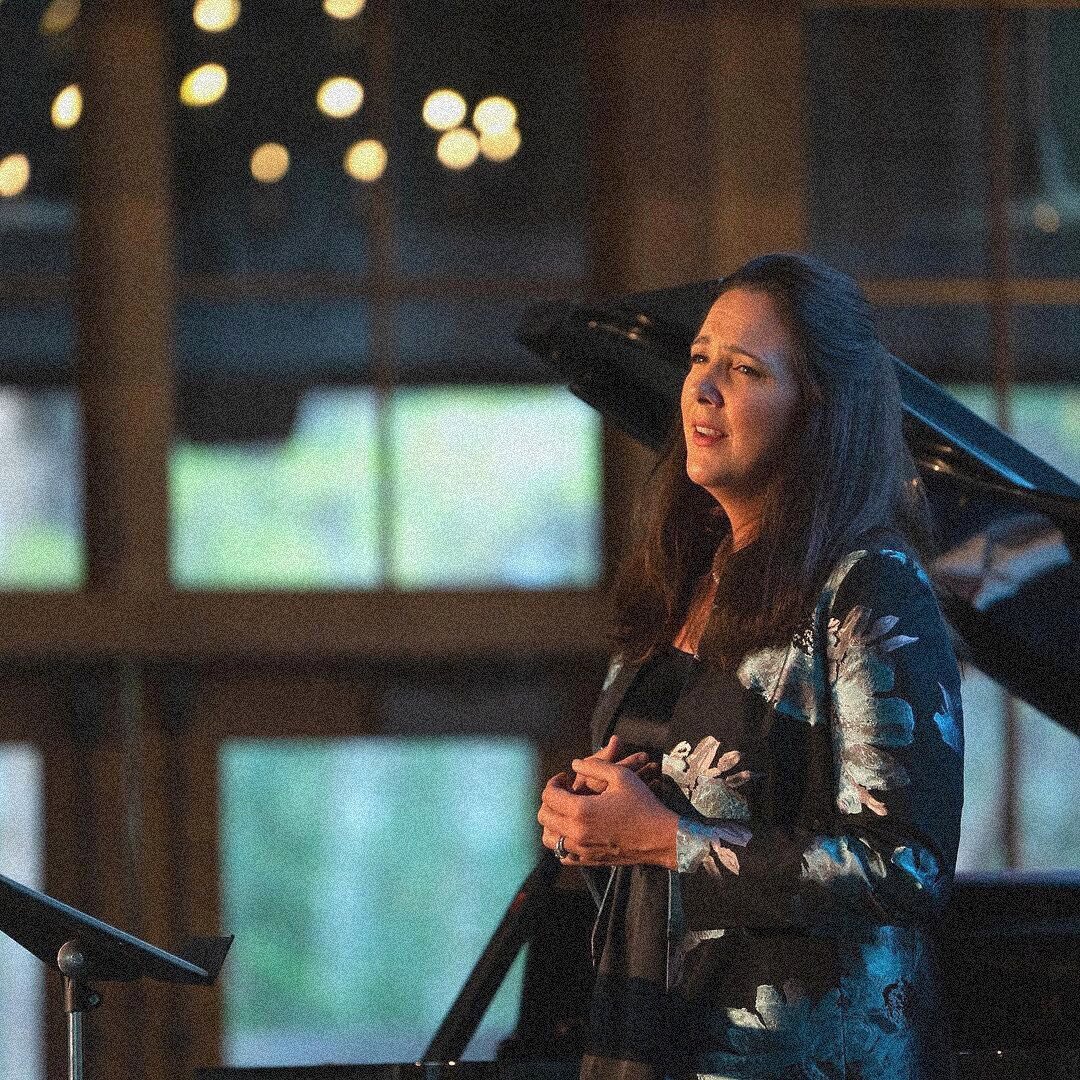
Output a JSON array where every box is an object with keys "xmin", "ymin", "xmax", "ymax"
[{"xmin": 691, "ymin": 425, "xmax": 726, "ymax": 447}]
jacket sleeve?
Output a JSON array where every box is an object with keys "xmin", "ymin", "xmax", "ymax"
[{"xmin": 676, "ymin": 548, "xmax": 965, "ymax": 936}]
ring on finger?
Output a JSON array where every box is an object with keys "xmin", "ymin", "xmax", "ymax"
[{"xmin": 554, "ymin": 835, "xmax": 569, "ymax": 860}]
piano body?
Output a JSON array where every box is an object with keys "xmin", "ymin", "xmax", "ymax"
[{"xmin": 199, "ymin": 285, "xmax": 1080, "ymax": 1080}]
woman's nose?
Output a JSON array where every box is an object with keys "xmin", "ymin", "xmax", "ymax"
[{"xmin": 696, "ymin": 377, "xmax": 723, "ymax": 406}]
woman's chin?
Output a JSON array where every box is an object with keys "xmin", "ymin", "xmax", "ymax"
[{"xmin": 686, "ymin": 466, "xmax": 729, "ymax": 496}]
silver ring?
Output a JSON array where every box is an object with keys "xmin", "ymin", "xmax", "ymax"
[{"xmin": 554, "ymin": 835, "xmax": 568, "ymax": 860}]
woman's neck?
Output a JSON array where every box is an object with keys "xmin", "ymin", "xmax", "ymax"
[
  {"xmin": 729, "ymin": 516, "xmax": 761, "ymax": 552},
  {"xmin": 707, "ymin": 490, "xmax": 764, "ymax": 552}
]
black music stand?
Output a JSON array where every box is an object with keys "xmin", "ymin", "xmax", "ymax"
[{"xmin": 0, "ymin": 872, "xmax": 232, "ymax": 1080}]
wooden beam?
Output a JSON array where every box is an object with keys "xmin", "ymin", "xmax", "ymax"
[
  {"xmin": 0, "ymin": 590, "xmax": 613, "ymax": 660},
  {"xmin": 864, "ymin": 277, "xmax": 1080, "ymax": 306},
  {"xmin": 806, "ymin": 0, "xmax": 1080, "ymax": 9},
  {"xmin": 179, "ymin": 272, "xmax": 582, "ymax": 302},
  {"xmin": 67, "ymin": 4, "xmax": 183, "ymax": 1078},
  {"xmin": 16, "ymin": 269, "xmax": 1080, "ymax": 311}
]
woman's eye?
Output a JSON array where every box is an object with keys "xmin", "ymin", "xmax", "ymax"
[
  {"xmin": 735, "ymin": 364, "xmax": 762, "ymax": 378},
  {"xmin": 689, "ymin": 353, "xmax": 707, "ymax": 365}
]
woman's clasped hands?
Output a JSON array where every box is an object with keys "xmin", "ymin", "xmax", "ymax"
[{"xmin": 538, "ymin": 735, "xmax": 679, "ymax": 870}]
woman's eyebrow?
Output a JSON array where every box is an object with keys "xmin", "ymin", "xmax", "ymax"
[{"xmin": 691, "ymin": 334, "xmax": 766, "ymax": 366}]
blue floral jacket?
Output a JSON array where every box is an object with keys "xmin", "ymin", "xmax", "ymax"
[{"xmin": 584, "ymin": 541, "xmax": 964, "ymax": 1080}]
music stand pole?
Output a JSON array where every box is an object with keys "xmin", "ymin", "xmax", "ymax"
[{"xmin": 57, "ymin": 940, "xmax": 100, "ymax": 1080}]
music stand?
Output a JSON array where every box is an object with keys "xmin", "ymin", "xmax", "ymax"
[{"xmin": 0, "ymin": 872, "xmax": 232, "ymax": 1080}]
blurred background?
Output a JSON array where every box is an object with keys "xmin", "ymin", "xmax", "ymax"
[{"xmin": 0, "ymin": 1, "xmax": 1077, "ymax": 1079}]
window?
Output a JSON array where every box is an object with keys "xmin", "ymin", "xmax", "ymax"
[
  {"xmin": 220, "ymin": 737, "xmax": 537, "ymax": 1064},
  {"xmin": 167, "ymin": 0, "xmax": 599, "ymax": 590},
  {"xmin": 0, "ymin": 744, "xmax": 44, "ymax": 1080},
  {"xmin": 0, "ymin": 3, "xmax": 81, "ymax": 590}
]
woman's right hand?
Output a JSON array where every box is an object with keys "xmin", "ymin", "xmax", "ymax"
[{"xmin": 567, "ymin": 735, "xmax": 659, "ymax": 793}]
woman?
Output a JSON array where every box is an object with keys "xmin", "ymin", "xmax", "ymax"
[{"xmin": 537, "ymin": 253, "xmax": 964, "ymax": 1080}]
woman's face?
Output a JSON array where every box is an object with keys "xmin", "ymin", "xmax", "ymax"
[{"xmin": 681, "ymin": 288, "xmax": 802, "ymax": 510}]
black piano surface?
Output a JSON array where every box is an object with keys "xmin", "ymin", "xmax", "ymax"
[
  {"xmin": 200, "ymin": 286, "xmax": 1080, "ymax": 1080},
  {"xmin": 197, "ymin": 1065, "xmax": 578, "ymax": 1080},
  {"xmin": 197, "ymin": 1055, "xmax": 1079, "ymax": 1080}
]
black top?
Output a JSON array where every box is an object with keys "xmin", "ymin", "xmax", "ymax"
[{"xmin": 583, "ymin": 645, "xmax": 698, "ymax": 1080}]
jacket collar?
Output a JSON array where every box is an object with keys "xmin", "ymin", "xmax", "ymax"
[{"xmin": 589, "ymin": 655, "xmax": 645, "ymax": 750}]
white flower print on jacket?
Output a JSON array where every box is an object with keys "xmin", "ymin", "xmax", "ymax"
[{"xmin": 663, "ymin": 735, "xmax": 764, "ymax": 821}]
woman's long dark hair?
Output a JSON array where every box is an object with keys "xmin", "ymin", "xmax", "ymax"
[{"xmin": 612, "ymin": 253, "xmax": 934, "ymax": 668}]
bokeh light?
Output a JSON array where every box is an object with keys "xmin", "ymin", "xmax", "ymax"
[
  {"xmin": 1032, "ymin": 200, "xmax": 1061, "ymax": 235},
  {"xmin": 422, "ymin": 89, "xmax": 466, "ymax": 132},
  {"xmin": 323, "ymin": 0, "xmax": 365, "ymax": 18},
  {"xmin": 250, "ymin": 143, "xmax": 290, "ymax": 184},
  {"xmin": 436, "ymin": 128, "xmax": 480, "ymax": 171},
  {"xmin": 180, "ymin": 63, "xmax": 228, "ymax": 107},
  {"xmin": 39, "ymin": 0, "xmax": 79, "ymax": 34},
  {"xmin": 317, "ymin": 76, "xmax": 364, "ymax": 119},
  {"xmin": 0, "ymin": 154, "xmax": 31, "ymax": 199},
  {"xmin": 472, "ymin": 96, "xmax": 517, "ymax": 137},
  {"xmin": 479, "ymin": 127, "xmax": 521, "ymax": 163},
  {"xmin": 51, "ymin": 84, "xmax": 83, "ymax": 130},
  {"xmin": 344, "ymin": 139, "xmax": 387, "ymax": 182},
  {"xmin": 193, "ymin": 0, "xmax": 240, "ymax": 32}
]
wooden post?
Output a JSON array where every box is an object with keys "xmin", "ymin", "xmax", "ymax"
[
  {"xmin": 585, "ymin": 0, "xmax": 808, "ymax": 571},
  {"xmin": 69, "ymin": 3, "xmax": 186, "ymax": 1079},
  {"xmin": 75, "ymin": 0, "xmax": 174, "ymax": 600}
]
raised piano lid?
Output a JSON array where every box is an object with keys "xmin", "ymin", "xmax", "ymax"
[{"xmin": 517, "ymin": 283, "xmax": 1080, "ymax": 734}]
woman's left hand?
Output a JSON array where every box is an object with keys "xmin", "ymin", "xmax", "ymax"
[{"xmin": 538, "ymin": 757, "xmax": 679, "ymax": 869}]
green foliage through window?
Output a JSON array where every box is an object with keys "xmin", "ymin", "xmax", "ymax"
[
  {"xmin": 221, "ymin": 737, "xmax": 537, "ymax": 1065},
  {"xmin": 171, "ymin": 386, "xmax": 601, "ymax": 591}
]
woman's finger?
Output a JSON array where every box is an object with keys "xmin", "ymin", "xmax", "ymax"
[
  {"xmin": 569, "ymin": 738, "xmax": 635, "ymax": 793},
  {"xmin": 570, "ymin": 757, "xmax": 623, "ymax": 787},
  {"xmin": 544, "ymin": 771, "xmax": 572, "ymax": 793},
  {"xmin": 573, "ymin": 772, "xmax": 610, "ymax": 794},
  {"xmin": 598, "ymin": 735, "xmax": 622, "ymax": 761},
  {"xmin": 542, "ymin": 826, "xmax": 588, "ymax": 864},
  {"xmin": 570, "ymin": 771, "xmax": 592, "ymax": 794},
  {"xmin": 541, "ymin": 778, "xmax": 586, "ymax": 818},
  {"xmin": 537, "ymin": 801, "xmax": 574, "ymax": 835}
]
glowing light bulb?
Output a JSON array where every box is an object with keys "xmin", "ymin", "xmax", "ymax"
[
  {"xmin": 180, "ymin": 63, "xmax": 228, "ymax": 107},
  {"xmin": 251, "ymin": 142, "xmax": 290, "ymax": 183},
  {"xmin": 323, "ymin": 0, "xmax": 365, "ymax": 18},
  {"xmin": 344, "ymin": 139, "xmax": 387, "ymax": 182},
  {"xmin": 0, "ymin": 154, "xmax": 30, "ymax": 198},
  {"xmin": 193, "ymin": 0, "xmax": 240, "ymax": 32},
  {"xmin": 472, "ymin": 96, "xmax": 516, "ymax": 137},
  {"xmin": 422, "ymin": 89, "xmax": 466, "ymax": 132},
  {"xmin": 51, "ymin": 84, "xmax": 83, "ymax": 130},
  {"xmin": 40, "ymin": 0, "xmax": 79, "ymax": 34},
  {"xmin": 436, "ymin": 127, "xmax": 480, "ymax": 171},
  {"xmin": 317, "ymin": 76, "xmax": 364, "ymax": 119}
]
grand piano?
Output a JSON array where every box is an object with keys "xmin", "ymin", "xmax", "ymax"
[{"xmin": 199, "ymin": 284, "xmax": 1080, "ymax": 1080}]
